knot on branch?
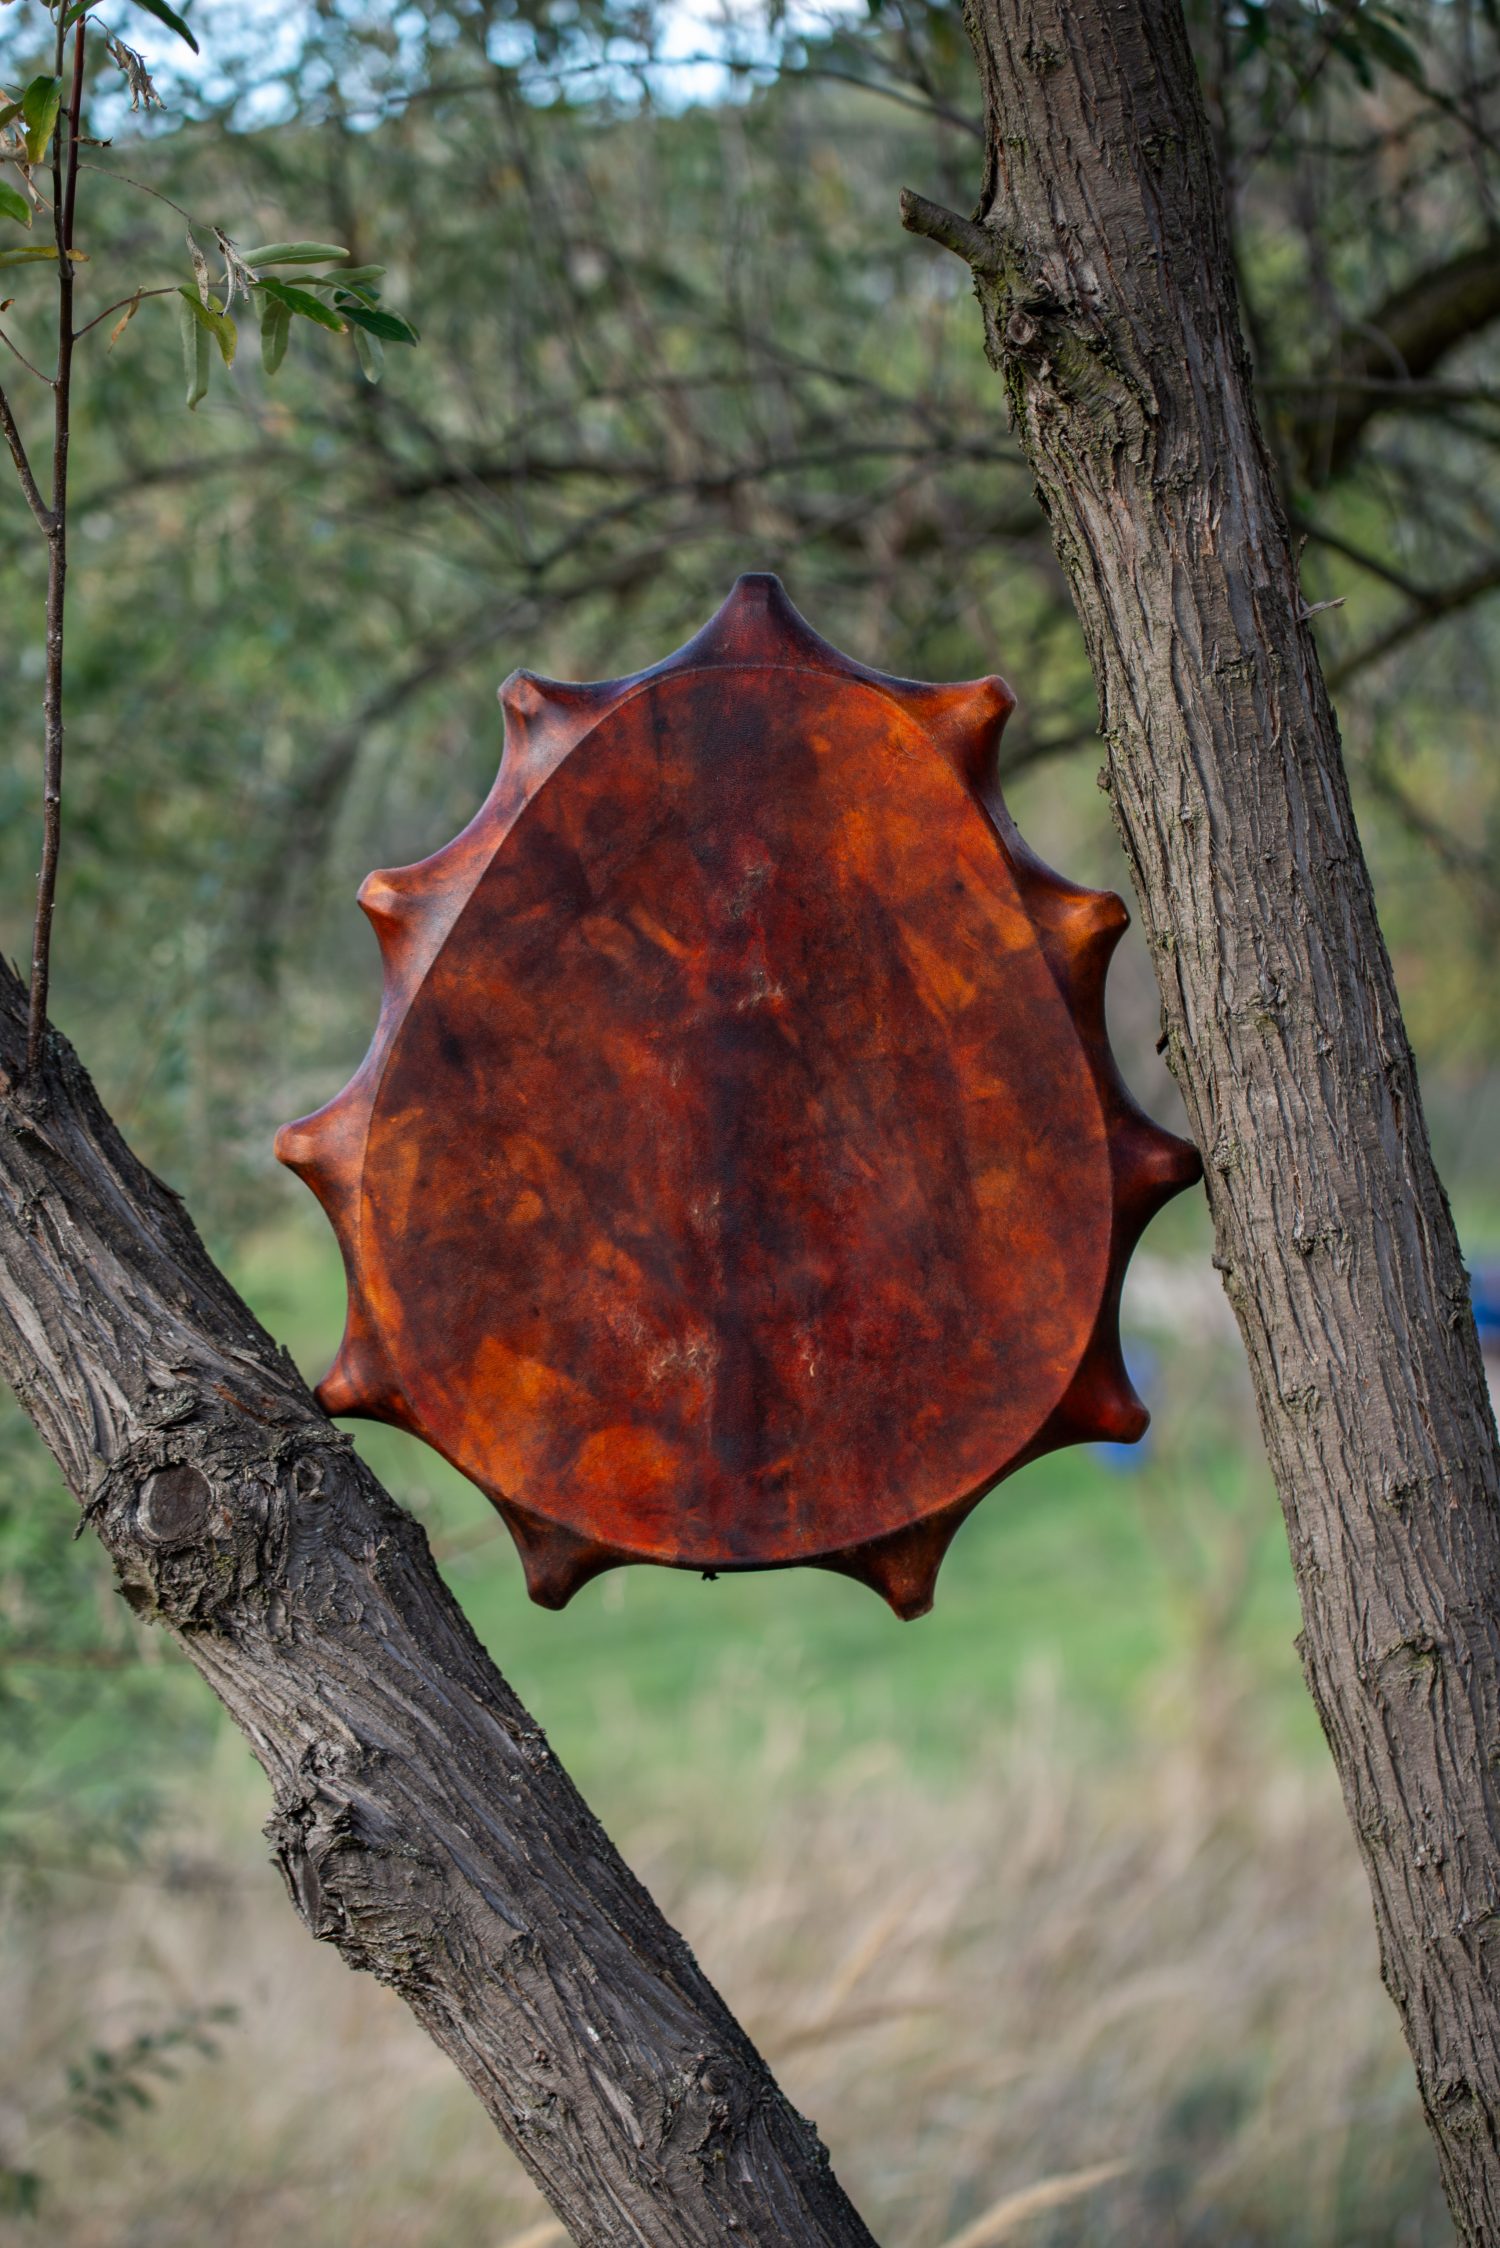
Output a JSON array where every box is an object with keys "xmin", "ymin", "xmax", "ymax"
[
  {"xmin": 268, "ymin": 1751, "xmax": 468, "ymax": 1999},
  {"xmin": 92, "ymin": 1412, "xmax": 289, "ymax": 1632}
]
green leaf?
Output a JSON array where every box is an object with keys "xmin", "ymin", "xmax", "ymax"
[
  {"xmin": 126, "ymin": 0, "xmax": 199, "ymax": 53},
  {"xmin": 331, "ymin": 264, "xmax": 386, "ymax": 287},
  {"xmin": 337, "ymin": 299, "xmax": 418, "ymax": 346},
  {"xmin": 260, "ymin": 293, "xmax": 290, "ymax": 375},
  {"xmin": 352, "ymin": 324, "xmax": 384, "ymax": 384},
  {"xmin": 257, "ymin": 276, "xmax": 346, "ymax": 333},
  {"xmin": 1330, "ymin": 28, "xmax": 1375, "ymax": 85},
  {"xmin": 242, "ymin": 241, "xmax": 349, "ymax": 267},
  {"xmin": 20, "ymin": 76, "xmax": 62, "ymax": 165},
  {"xmin": 0, "ymin": 181, "xmax": 31, "ymax": 228},
  {"xmin": 0, "ymin": 245, "xmax": 86, "ymax": 266},
  {"xmin": 1357, "ymin": 10, "xmax": 1429, "ymax": 87},
  {"xmin": 179, "ymin": 290, "xmax": 211, "ymax": 409},
  {"xmin": 62, "ymin": 2, "xmax": 93, "ymax": 28},
  {"xmin": 177, "ymin": 283, "xmax": 235, "ymax": 366},
  {"xmin": 0, "ymin": 102, "xmax": 21, "ymax": 134},
  {"xmin": 0, "ymin": 2167, "xmax": 42, "ymax": 2218}
]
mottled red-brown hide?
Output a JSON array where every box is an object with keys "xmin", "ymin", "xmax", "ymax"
[{"xmin": 277, "ymin": 577, "xmax": 1200, "ymax": 1616}]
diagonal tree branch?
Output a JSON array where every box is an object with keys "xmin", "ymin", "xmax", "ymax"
[
  {"xmin": 0, "ymin": 378, "xmax": 53, "ymax": 536},
  {"xmin": 1326, "ymin": 555, "xmax": 1500, "ymax": 686},
  {"xmin": 1291, "ymin": 241, "xmax": 1500, "ymax": 480},
  {"xmin": 0, "ymin": 955, "xmax": 878, "ymax": 2248}
]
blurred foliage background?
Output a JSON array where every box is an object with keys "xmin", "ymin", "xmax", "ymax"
[{"xmin": 1, "ymin": 0, "xmax": 1498, "ymax": 2238}]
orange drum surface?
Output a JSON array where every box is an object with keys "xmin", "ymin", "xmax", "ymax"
[{"xmin": 277, "ymin": 577, "xmax": 1199, "ymax": 1615}]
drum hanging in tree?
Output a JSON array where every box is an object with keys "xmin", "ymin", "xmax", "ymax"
[{"xmin": 277, "ymin": 575, "xmax": 1200, "ymax": 1617}]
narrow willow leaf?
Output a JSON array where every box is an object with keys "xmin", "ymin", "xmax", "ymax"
[
  {"xmin": 108, "ymin": 293, "xmax": 141, "ymax": 347},
  {"xmin": 61, "ymin": 1, "xmax": 93, "ymax": 28},
  {"xmin": 242, "ymin": 241, "xmax": 349, "ymax": 267},
  {"xmin": 127, "ymin": 0, "xmax": 199, "ymax": 53},
  {"xmin": 260, "ymin": 294, "xmax": 290, "ymax": 375},
  {"xmin": 338, "ymin": 300, "xmax": 418, "ymax": 346},
  {"xmin": 1358, "ymin": 11, "xmax": 1429, "ymax": 86},
  {"xmin": 0, "ymin": 103, "xmax": 21, "ymax": 133},
  {"xmin": 352, "ymin": 325, "xmax": 384, "ymax": 384},
  {"xmin": 177, "ymin": 283, "xmax": 235, "ymax": 366},
  {"xmin": 179, "ymin": 291, "xmax": 211, "ymax": 409},
  {"xmin": 0, "ymin": 182, "xmax": 31, "ymax": 228},
  {"xmin": 0, "ymin": 245, "xmax": 59, "ymax": 267},
  {"xmin": 20, "ymin": 76, "xmax": 62, "ymax": 165},
  {"xmin": 258, "ymin": 276, "xmax": 346, "ymax": 332},
  {"xmin": 332, "ymin": 264, "xmax": 386, "ymax": 286}
]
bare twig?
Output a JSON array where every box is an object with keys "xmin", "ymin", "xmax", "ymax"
[
  {"xmin": 0, "ymin": 324, "xmax": 56, "ymax": 386},
  {"xmin": 899, "ymin": 188, "xmax": 1004, "ymax": 272},
  {"xmin": 1327, "ymin": 557, "xmax": 1500, "ymax": 688},
  {"xmin": 0, "ymin": 378, "xmax": 51, "ymax": 532},
  {"xmin": 71, "ymin": 282, "xmax": 176, "ymax": 341},
  {"xmin": 27, "ymin": 8, "xmax": 86, "ymax": 1077},
  {"xmin": 1362, "ymin": 742, "xmax": 1500, "ymax": 894},
  {"xmin": 1267, "ymin": 375, "xmax": 1500, "ymax": 405},
  {"xmin": 76, "ymin": 158, "xmax": 194, "ymax": 223},
  {"xmin": 1292, "ymin": 515, "xmax": 1425, "ymax": 600}
]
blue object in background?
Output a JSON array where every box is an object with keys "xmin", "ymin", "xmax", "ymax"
[
  {"xmin": 1093, "ymin": 1340, "xmax": 1159, "ymax": 1474},
  {"xmin": 1472, "ymin": 1262, "xmax": 1500, "ymax": 1352}
]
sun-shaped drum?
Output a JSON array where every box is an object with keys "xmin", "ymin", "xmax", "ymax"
[{"xmin": 276, "ymin": 576, "xmax": 1199, "ymax": 1616}]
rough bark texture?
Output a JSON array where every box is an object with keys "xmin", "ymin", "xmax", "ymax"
[
  {"xmin": 0, "ymin": 958, "xmax": 877, "ymax": 2248},
  {"xmin": 906, "ymin": 1, "xmax": 1500, "ymax": 2233}
]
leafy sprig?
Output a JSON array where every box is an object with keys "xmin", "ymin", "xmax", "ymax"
[{"xmin": 0, "ymin": 7, "xmax": 418, "ymax": 405}]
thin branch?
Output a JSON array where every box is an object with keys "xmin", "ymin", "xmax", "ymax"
[
  {"xmin": 1289, "ymin": 245, "xmax": 1500, "ymax": 480},
  {"xmin": 0, "ymin": 324, "xmax": 56, "ymax": 386},
  {"xmin": 1237, "ymin": 0, "xmax": 1368, "ymax": 172},
  {"xmin": 0, "ymin": 378, "xmax": 52, "ymax": 532},
  {"xmin": 72, "ymin": 282, "xmax": 176, "ymax": 342},
  {"xmin": 76, "ymin": 159, "xmax": 194, "ymax": 223},
  {"xmin": 327, "ymin": 54, "xmax": 984, "ymax": 137},
  {"xmin": 996, "ymin": 721, "xmax": 1098, "ymax": 778},
  {"xmin": 384, "ymin": 432, "xmax": 1027, "ymax": 505},
  {"xmin": 899, "ymin": 188, "xmax": 1004, "ymax": 272},
  {"xmin": 1267, "ymin": 376, "xmax": 1500, "ymax": 406},
  {"xmin": 1292, "ymin": 515, "xmax": 1425, "ymax": 600},
  {"xmin": 27, "ymin": 7, "xmax": 85, "ymax": 1078},
  {"xmin": 1326, "ymin": 557, "xmax": 1500, "ymax": 688},
  {"xmin": 1362, "ymin": 746, "xmax": 1500, "ymax": 893},
  {"xmin": 773, "ymin": 60, "xmax": 982, "ymax": 138}
]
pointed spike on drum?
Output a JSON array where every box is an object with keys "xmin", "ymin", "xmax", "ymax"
[
  {"xmin": 277, "ymin": 575, "xmax": 1202, "ymax": 1613},
  {"xmin": 356, "ymin": 868, "xmax": 412, "ymax": 932}
]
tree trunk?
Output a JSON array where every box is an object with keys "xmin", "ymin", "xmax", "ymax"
[
  {"xmin": 903, "ymin": 2, "xmax": 1500, "ymax": 2235},
  {"xmin": 0, "ymin": 959, "xmax": 877, "ymax": 2248}
]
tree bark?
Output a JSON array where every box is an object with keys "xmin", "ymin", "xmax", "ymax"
[
  {"xmin": 904, "ymin": 3, "xmax": 1500, "ymax": 2235},
  {"xmin": 0, "ymin": 958, "xmax": 877, "ymax": 2248}
]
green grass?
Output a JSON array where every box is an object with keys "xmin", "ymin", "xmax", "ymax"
[{"xmin": 233, "ymin": 1210, "xmax": 1318, "ymax": 1802}]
